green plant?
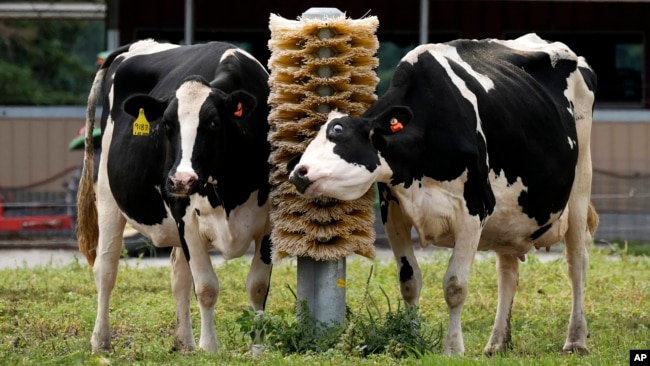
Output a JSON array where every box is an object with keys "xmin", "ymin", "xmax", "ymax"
[
  {"xmin": 237, "ymin": 266, "xmax": 441, "ymax": 359},
  {"xmin": 338, "ymin": 265, "xmax": 442, "ymax": 358},
  {"xmin": 599, "ymin": 240, "xmax": 650, "ymax": 257},
  {"xmin": 237, "ymin": 296, "xmax": 344, "ymax": 355},
  {"xmin": 236, "ymin": 307, "xmax": 279, "ymax": 346},
  {"xmin": 356, "ymin": 300, "xmax": 441, "ymax": 358}
]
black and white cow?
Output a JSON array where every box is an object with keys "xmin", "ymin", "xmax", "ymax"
[
  {"xmin": 289, "ymin": 33, "xmax": 598, "ymax": 355},
  {"xmin": 77, "ymin": 40, "xmax": 272, "ymax": 353}
]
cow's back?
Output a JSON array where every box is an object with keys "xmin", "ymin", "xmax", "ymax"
[
  {"xmin": 459, "ymin": 37, "xmax": 586, "ymax": 226},
  {"xmin": 377, "ymin": 34, "xmax": 596, "ymax": 252}
]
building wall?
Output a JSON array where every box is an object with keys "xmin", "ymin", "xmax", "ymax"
[
  {"xmin": 591, "ymin": 119, "xmax": 650, "ymax": 217},
  {"xmin": 0, "ymin": 117, "xmax": 84, "ymax": 192},
  {"xmin": 0, "ymin": 115, "xmax": 648, "ymax": 193},
  {"xmin": 593, "ymin": 122, "xmax": 650, "ymax": 174}
]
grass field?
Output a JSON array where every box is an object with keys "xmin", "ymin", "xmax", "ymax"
[{"xmin": 0, "ymin": 244, "xmax": 648, "ymax": 365}]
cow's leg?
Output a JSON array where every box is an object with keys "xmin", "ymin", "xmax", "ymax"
[
  {"xmin": 170, "ymin": 246, "xmax": 196, "ymax": 353},
  {"xmin": 561, "ymin": 104, "xmax": 593, "ymax": 355},
  {"xmin": 245, "ymin": 234, "xmax": 273, "ymax": 353},
  {"xmin": 562, "ymin": 196, "xmax": 591, "ymax": 355},
  {"xmin": 484, "ymin": 252, "xmax": 519, "ymax": 355},
  {"xmin": 384, "ymin": 201, "xmax": 421, "ymax": 306},
  {"xmin": 183, "ymin": 235, "xmax": 220, "ymax": 353},
  {"xmin": 442, "ymin": 216, "xmax": 481, "ymax": 355},
  {"xmin": 560, "ymin": 76, "xmax": 595, "ymax": 355},
  {"xmin": 246, "ymin": 235, "xmax": 273, "ymax": 311},
  {"xmin": 91, "ymin": 191, "xmax": 126, "ymax": 353}
]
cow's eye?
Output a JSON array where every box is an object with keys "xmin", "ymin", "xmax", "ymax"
[{"xmin": 332, "ymin": 123, "xmax": 343, "ymax": 133}]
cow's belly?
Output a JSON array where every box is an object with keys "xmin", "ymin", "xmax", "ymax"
[
  {"xmin": 479, "ymin": 171, "xmax": 569, "ymax": 253},
  {"xmin": 479, "ymin": 206, "xmax": 568, "ymax": 254},
  {"xmin": 394, "ymin": 174, "xmax": 569, "ymax": 255},
  {"xmin": 190, "ymin": 191, "xmax": 269, "ymax": 259},
  {"xmin": 126, "ymin": 215, "xmax": 181, "ymax": 247}
]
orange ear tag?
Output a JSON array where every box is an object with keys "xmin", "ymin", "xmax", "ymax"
[
  {"xmin": 233, "ymin": 102, "xmax": 243, "ymax": 117},
  {"xmin": 390, "ymin": 117, "xmax": 403, "ymax": 133}
]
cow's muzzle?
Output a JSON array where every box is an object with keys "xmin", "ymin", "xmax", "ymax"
[
  {"xmin": 289, "ymin": 165, "xmax": 312, "ymax": 194},
  {"xmin": 168, "ymin": 171, "xmax": 198, "ymax": 195}
]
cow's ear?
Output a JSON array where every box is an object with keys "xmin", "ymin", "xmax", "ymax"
[
  {"xmin": 226, "ymin": 91, "xmax": 257, "ymax": 119},
  {"xmin": 123, "ymin": 94, "xmax": 168, "ymax": 121},
  {"xmin": 373, "ymin": 106, "xmax": 413, "ymax": 133}
]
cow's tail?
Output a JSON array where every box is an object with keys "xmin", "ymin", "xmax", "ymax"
[
  {"xmin": 77, "ymin": 68, "xmax": 106, "ymax": 267},
  {"xmin": 587, "ymin": 200, "xmax": 599, "ymax": 237}
]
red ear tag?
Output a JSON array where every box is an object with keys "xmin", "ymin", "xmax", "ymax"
[
  {"xmin": 390, "ymin": 117, "xmax": 403, "ymax": 133},
  {"xmin": 233, "ymin": 102, "xmax": 243, "ymax": 117}
]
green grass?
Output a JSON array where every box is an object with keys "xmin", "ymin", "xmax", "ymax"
[
  {"xmin": 598, "ymin": 240, "xmax": 650, "ymax": 256},
  {"xmin": 0, "ymin": 246, "xmax": 648, "ymax": 365}
]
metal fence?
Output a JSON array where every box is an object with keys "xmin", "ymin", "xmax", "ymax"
[
  {"xmin": 2, "ymin": 169, "xmax": 649, "ymax": 243},
  {"xmin": 591, "ymin": 169, "xmax": 650, "ymax": 242}
]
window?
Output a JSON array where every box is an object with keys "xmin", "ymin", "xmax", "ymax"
[{"xmin": 614, "ymin": 43, "xmax": 643, "ymax": 101}]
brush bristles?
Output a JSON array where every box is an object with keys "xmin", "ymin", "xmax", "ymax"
[{"xmin": 267, "ymin": 13, "xmax": 380, "ymax": 262}]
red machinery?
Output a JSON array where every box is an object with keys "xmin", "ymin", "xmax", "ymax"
[{"xmin": 0, "ymin": 197, "xmax": 72, "ymax": 234}]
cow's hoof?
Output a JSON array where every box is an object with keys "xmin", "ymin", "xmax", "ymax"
[
  {"xmin": 562, "ymin": 342, "xmax": 589, "ymax": 355},
  {"xmin": 90, "ymin": 335, "xmax": 112, "ymax": 354},
  {"xmin": 249, "ymin": 344, "xmax": 266, "ymax": 357},
  {"xmin": 199, "ymin": 340, "xmax": 219, "ymax": 354},
  {"xmin": 171, "ymin": 340, "xmax": 196, "ymax": 354},
  {"xmin": 90, "ymin": 345, "xmax": 111, "ymax": 354},
  {"xmin": 483, "ymin": 342, "xmax": 511, "ymax": 356},
  {"xmin": 443, "ymin": 344, "xmax": 465, "ymax": 356}
]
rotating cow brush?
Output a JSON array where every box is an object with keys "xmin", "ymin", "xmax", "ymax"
[{"xmin": 267, "ymin": 12, "xmax": 379, "ymax": 261}]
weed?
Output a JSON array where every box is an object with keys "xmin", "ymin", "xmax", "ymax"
[
  {"xmin": 338, "ymin": 265, "xmax": 442, "ymax": 358},
  {"xmin": 237, "ymin": 265, "xmax": 441, "ymax": 359},
  {"xmin": 237, "ymin": 298, "xmax": 343, "ymax": 354},
  {"xmin": 597, "ymin": 239, "xmax": 650, "ymax": 257}
]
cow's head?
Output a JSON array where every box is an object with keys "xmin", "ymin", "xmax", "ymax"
[
  {"xmin": 123, "ymin": 75, "xmax": 257, "ymax": 197},
  {"xmin": 289, "ymin": 107, "xmax": 413, "ymax": 200}
]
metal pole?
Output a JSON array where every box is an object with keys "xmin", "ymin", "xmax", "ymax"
[
  {"xmin": 184, "ymin": 0, "xmax": 193, "ymax": 45},
  {"xmin": 297, "ymin": 7, "xmax": 347, "ymax": 328},
  {"xmin": 297, "ymin": 256, "xmax": 346, "ymax": 327},
  {"xmin": 106, "ymin": 0, "xmax": 119, "ymax": 50},
  {"xmin": 419, "ymin": 0, "xmax": 429, "ymax": 45}
]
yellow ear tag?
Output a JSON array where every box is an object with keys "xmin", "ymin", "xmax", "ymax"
[{"xmin": 133, "ymin": 108, "xmax": 150, "ymax": 136}]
